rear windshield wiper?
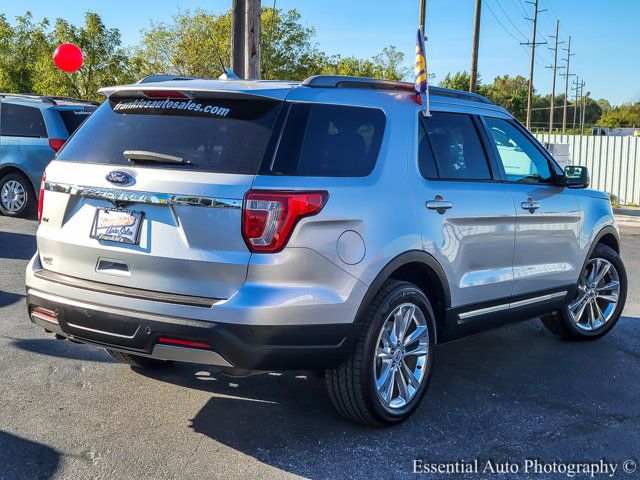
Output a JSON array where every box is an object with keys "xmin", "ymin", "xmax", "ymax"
[{"xmin": 123, "ymin": 150, "xmax": 186, "ymax": 164}]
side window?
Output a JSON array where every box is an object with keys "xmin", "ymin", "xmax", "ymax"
[
  {"xmin": 418, "ymin": 116, "xmax": 438, "ymax": 179},
  {"xmin": 269, "ymin": 103, "xmax": 385, "ymax": 177},
  {"xmin": 484, "ymin": 116, "xmax": 552, "ymax": 184},
  {"xmin": 424, "ymin": 112, "xmax": 491, "ymax": 180},
  {"xmin": 0, "ymin": 103, "xmax": 47, "ymax": 138}
]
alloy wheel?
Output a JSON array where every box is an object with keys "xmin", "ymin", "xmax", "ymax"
[
  {"xmin": 373, "ymin": 302, "xmax": 430, "ymax": 410},
  {"xmin": 1, "ymin": 180, "xmax": 26, "ymax": 212},
  {"xmin": 568, "ymin": 258, "xmax": 620, "ymax": 331}
]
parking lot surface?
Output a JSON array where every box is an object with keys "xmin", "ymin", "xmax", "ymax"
[{"xmin": 1, "ymin": 215, "xmax": 638, "ymax": 479}]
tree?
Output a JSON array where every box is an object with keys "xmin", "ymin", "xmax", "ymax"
[
  {"xmin": 438, "ymin": 71, "xmax": 473, "ymax": 91},
  {"xmin": 599, "ymin": 103, "xmax": 640, "ymax": 128},
  {"xmin": 485, "ymin": 75, "xmax": 529, "ymax": 122},
  {"xmin": 134, "ymin": 7, "xmax": 406, "ymax": 82},
  {"xmin": 33, "ymin": 12, "xmax": 134, "ymax": 100},
  {"xmin": 0, "ymin": 11, "xmax": 134, "ymax": 101}
]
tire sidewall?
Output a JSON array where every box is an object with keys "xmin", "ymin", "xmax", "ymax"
[
  {"xmin": 362, "ymin": 284, "xmax": 437, "ymax": 424},
  {"xmin": 0, "ymin": 173, "xmax": 33, "ymax": 217},
  {"xmin": 562, "ymin": 244, "xmax": 627, "ymax": 339}
]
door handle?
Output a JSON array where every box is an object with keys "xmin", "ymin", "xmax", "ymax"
[
  {"xmin": 521, "ymin": 199, "xmax": 540, "ymax": 212},
  {"xmin": 426, "ymin": 195, "xmax": 453, "ymax": 212}
]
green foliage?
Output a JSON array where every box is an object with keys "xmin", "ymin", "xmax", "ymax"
[
  {"xmin": 0, "ymin": 11, "xmax": 135, "ymax": 101},
  {"xmin": 133, "ymin": 8, "xmax": 407, "ymax": 82},
  {"xmin": 599, "ymin": 103, "xmax": 640, "ymax": 128}
]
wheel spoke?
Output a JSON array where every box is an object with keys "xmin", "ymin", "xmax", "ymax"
[
  {"xmin": 376, "ymin": 360, "xmax": 393, "ymax": 390},
  {"xmin": 401, "ymin": 361, "xmax": 421, "ymax": 391},
  {"xmin": 587, "ymin": 302, "xmax": 597, "ymax": 329},
  {"xmin": 382, "ymin": 367, "xmax": 396, "ymax": 404},
  {"xmin": 597, "ymin": 280, "xmax": 619, "ymax": 292},
  {"xmin": 380, "ymin": 326, "xmax": 393, "ymax": 349},
  {"xmin": 593, "ymin": 301, "xmax": 605, "ymax": 326},
  {"xmin": 403, "ymin": 325, "xmax": 428, "ymax": 347},
  {"xmin": 376, "ymin": 347, "xmax": 392, "ymax": 360},
  {"xmin": 597, "ymin": 293, "xmax": 618, "ymax": 303},
  {"xmin": 404, "ymin": 344, "xmax": 429, "ymax": 357},
  {"xmin": 594, "ymin": 260, "xmax": 611, "ymax": 285},
  {"xmin": 570, "ymin": 296, "xmax": 589, "ymax": 323},
  {"xmin": 395, "ymin": 366, "xmax": 409, "ymax": 402}
]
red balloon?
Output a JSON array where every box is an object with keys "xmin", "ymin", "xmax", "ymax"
[{"xmin": 53, "ymin": 43, "xmax": 83, "ymax": 72}]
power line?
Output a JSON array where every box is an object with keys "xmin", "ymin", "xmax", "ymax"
[
  {"xmin": 494, "ymin": 0, "xmax": 528, "ymax": 39},
  {"xmin": 485, "ymin": 0, "xmax": 526, "ymax": 43}
]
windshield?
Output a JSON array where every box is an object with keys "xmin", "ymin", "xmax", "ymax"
[{"xmin": 57, "ymin": 95, "xmax": 282, "ymax": 174}]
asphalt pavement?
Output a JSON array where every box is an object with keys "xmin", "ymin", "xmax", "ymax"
[{"xmin": 1, "ymin": 215, "xmax": 638, "ymax": 480}]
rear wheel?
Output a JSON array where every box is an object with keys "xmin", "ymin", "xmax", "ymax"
[
  {"xmin": 326, "ymin": 280, "xmax": 436, "ymax": 426},
  {"xmin": 0, "ymin": 172, "xmax": 35, "ymax": 218},
  {"xmin": 541, "ymin": 244, "xmax": 627, "ymax": 340},
  {"xmin": 106, "ymin": 349, "xmax": 173, "ymax": 369}
]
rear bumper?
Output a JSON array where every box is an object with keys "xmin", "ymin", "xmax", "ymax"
[{"xmin": 26, "ymin": 288, "xmax": 359, "ymax": 370}]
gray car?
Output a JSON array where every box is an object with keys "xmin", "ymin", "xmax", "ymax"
[
  {"xmin": 25, "ymin": 75, "xmax": 627, "ymax": 426},
  {"xmin": 0, "ymin": 94, "xmax": 96, "ymax": 217}
]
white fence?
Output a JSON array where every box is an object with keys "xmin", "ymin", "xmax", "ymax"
[{"xmin": 535, "ymin": 134, "xmax": 640, "ymax": 206}]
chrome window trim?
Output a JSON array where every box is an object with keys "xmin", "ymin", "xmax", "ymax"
[
  {"xmin": 458, "ymin": 291, "xmax": 567, "ymax": 322},
  {"xmin": 44, "ymin": 181, "xmax": 242, "ymax": 209}
]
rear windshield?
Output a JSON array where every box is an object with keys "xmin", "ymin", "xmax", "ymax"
[
  {"xmin": 57, "ymin": 108, "xmax": 95, "ymax": 135},
  {"xmin": 57, "ymin": 96, "xmax": 282, "ymax": 174}
]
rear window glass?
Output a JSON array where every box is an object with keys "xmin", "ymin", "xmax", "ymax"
[
  {"xmin": 424, "ymin": 112, "xmax": 491, "ymax": 180},
  {"xmin": 57, "ymin": 96, "xmax": 282, "ymax": 174},
  {"xmin": 1, "ymin": 103, "xmax": 47, "ymax": 138},
  {"xmin": 57, "ymin": 108, "xmax": 95, "ymax": 135},
  {"xmin": 266, "ymin": 103, "xmax": 385, "ymax": 177}
]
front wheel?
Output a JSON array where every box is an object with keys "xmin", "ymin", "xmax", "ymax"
[
  {"xmin": 326, "ymin": 280, "xmax": 436, "ymax": 426},
  {"xmin": 541, "ymin": 244, "xmax": 627, "ymax": 340}
]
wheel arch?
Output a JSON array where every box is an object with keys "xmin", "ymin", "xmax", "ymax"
[
  {"xmin": 582, "ymin": 225, "xmax": 620, "ymax": 272},
  {"xmin": 354, "ymin": 250, "xmax": 451, "ymax": 340}
]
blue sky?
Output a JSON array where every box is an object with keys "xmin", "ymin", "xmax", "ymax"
[{"xmin": 4, "ymin": 1, "xmax": 638, "ymax": 105}]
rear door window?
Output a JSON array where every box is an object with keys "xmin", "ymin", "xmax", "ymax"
[
  {"xmin": 423, "ymin": 112, "xmax": 492, "ymax": 180},
  {"xmin": 267, "ymin": 103, "xmax": 385, "ymax": 177},
  {"xmin": 0, "ymin": 103, "xmax": 47, "ymax": 138},
  {"xmin": 57, "ymin": 96, "xmax": 282, "ymax": 174},
  {"xmin": 57, "ymin": 108, "xmax": 95, "ymax": 135}
]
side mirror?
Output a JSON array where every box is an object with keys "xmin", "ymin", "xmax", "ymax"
[{"xmin": 563, "ymin": 165, "xmax": 590, "ymax": 189}]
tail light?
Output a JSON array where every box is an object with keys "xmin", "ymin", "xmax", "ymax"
[
  {"xmin": 48, "ymin": 138, "xmax": 65, "ymax": 152},
  {"xmin": 242, "ymin": 190, "xmax": 328, "ymax": 253},
  {"xmin": 37, "ymin": 172, "xmax": 46, "ymax": 223}
]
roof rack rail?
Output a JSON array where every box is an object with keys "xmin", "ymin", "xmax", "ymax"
[
  {"xmin": 137, "ymin": 75, "xmax": 199, "ymax": 84},
  {"xmin": 0, "ymin": 93, "xmax": 99, "ymax": 106},
  {"xmin": 301, "ymin": 75, "xmax": 493, "ymax": 105}
]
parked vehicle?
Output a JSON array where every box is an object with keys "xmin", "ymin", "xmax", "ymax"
[
  {"xmin": 25, "ymin": 75, "xmax": 627, "ymax": 426},
  {"xmin": 591, "ymin": 126, "xmax": 638, "ymax": 137},
  {"xmin": 0, "ymin": 94, "xmax": 97, "ymax": 217}
]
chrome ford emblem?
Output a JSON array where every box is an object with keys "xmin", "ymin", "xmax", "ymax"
[{"xmin": 105, "ymin": 170, "xmax": 135, "ymax": 186}]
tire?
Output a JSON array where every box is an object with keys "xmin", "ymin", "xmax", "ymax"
[
  {"xmin": 106, "ymin": 349, "xmax": 173, "ymax": 369},
  {"xmin": 0, "ymin": 172, "xmax": 36, "ymax": 218},
  {"xmin": 325, "ymin": 280, "xmax": 437, "ymax": 427},
  {"xmin": 541, "ymin": 244, "xmax": 627, "ymax": 341}
]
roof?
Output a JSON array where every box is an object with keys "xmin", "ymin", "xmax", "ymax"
[
  {"xmin": 99, "ymin": 74, "xmax": 505, "ymax": 113},
  {"xmin": 0, "ymin": 93, "xmax": 98, "ymax": 107}
]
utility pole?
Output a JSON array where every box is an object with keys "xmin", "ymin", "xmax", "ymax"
[
  {"xmin": 231, "ymin": 0, "xmax": 246, "ymax": 78},
  {"xmin": 522, "ymin": 0, "xmax": 547, "ymax": 130},
  {"xmin": 230, "ymin": 0, "xmax": 261, "ymax": 79},
  {"xmin": 419, "ymin": 0, "xmax": 427, "ymax": 35},
  {"xmin": 561, "ymin": 36, "xmax": 574, "ymax": 134},
  {"xmin": 547, "ymin": 20, "xmax": 563, "ymax": 134},
  {"xmin": 469, "ymin": 0, "xmax": 482, "ymax": 93},
  {"xmin": 572, "ymin": 76, "xmax": 584, "ymax": 129},
  {"xmin": 581, "ymin": 91, "xmax": 590, "ymax": 134},
  {"xmin": 244, "ymin": 0, "xmax": 261, "ymax": 79}
]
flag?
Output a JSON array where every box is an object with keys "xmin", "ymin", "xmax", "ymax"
[{"xmin": 415, "ymin": 28, "xmax": 431, "ymax": 116}]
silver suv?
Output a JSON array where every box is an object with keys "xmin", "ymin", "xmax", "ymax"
[
  {"xmin": 25, "ymin": 75, "xmax": 627, "ymax": 426},
  {"xmin": 0, "ymin": 94, "xmax": 96, "ymax": 217}
]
